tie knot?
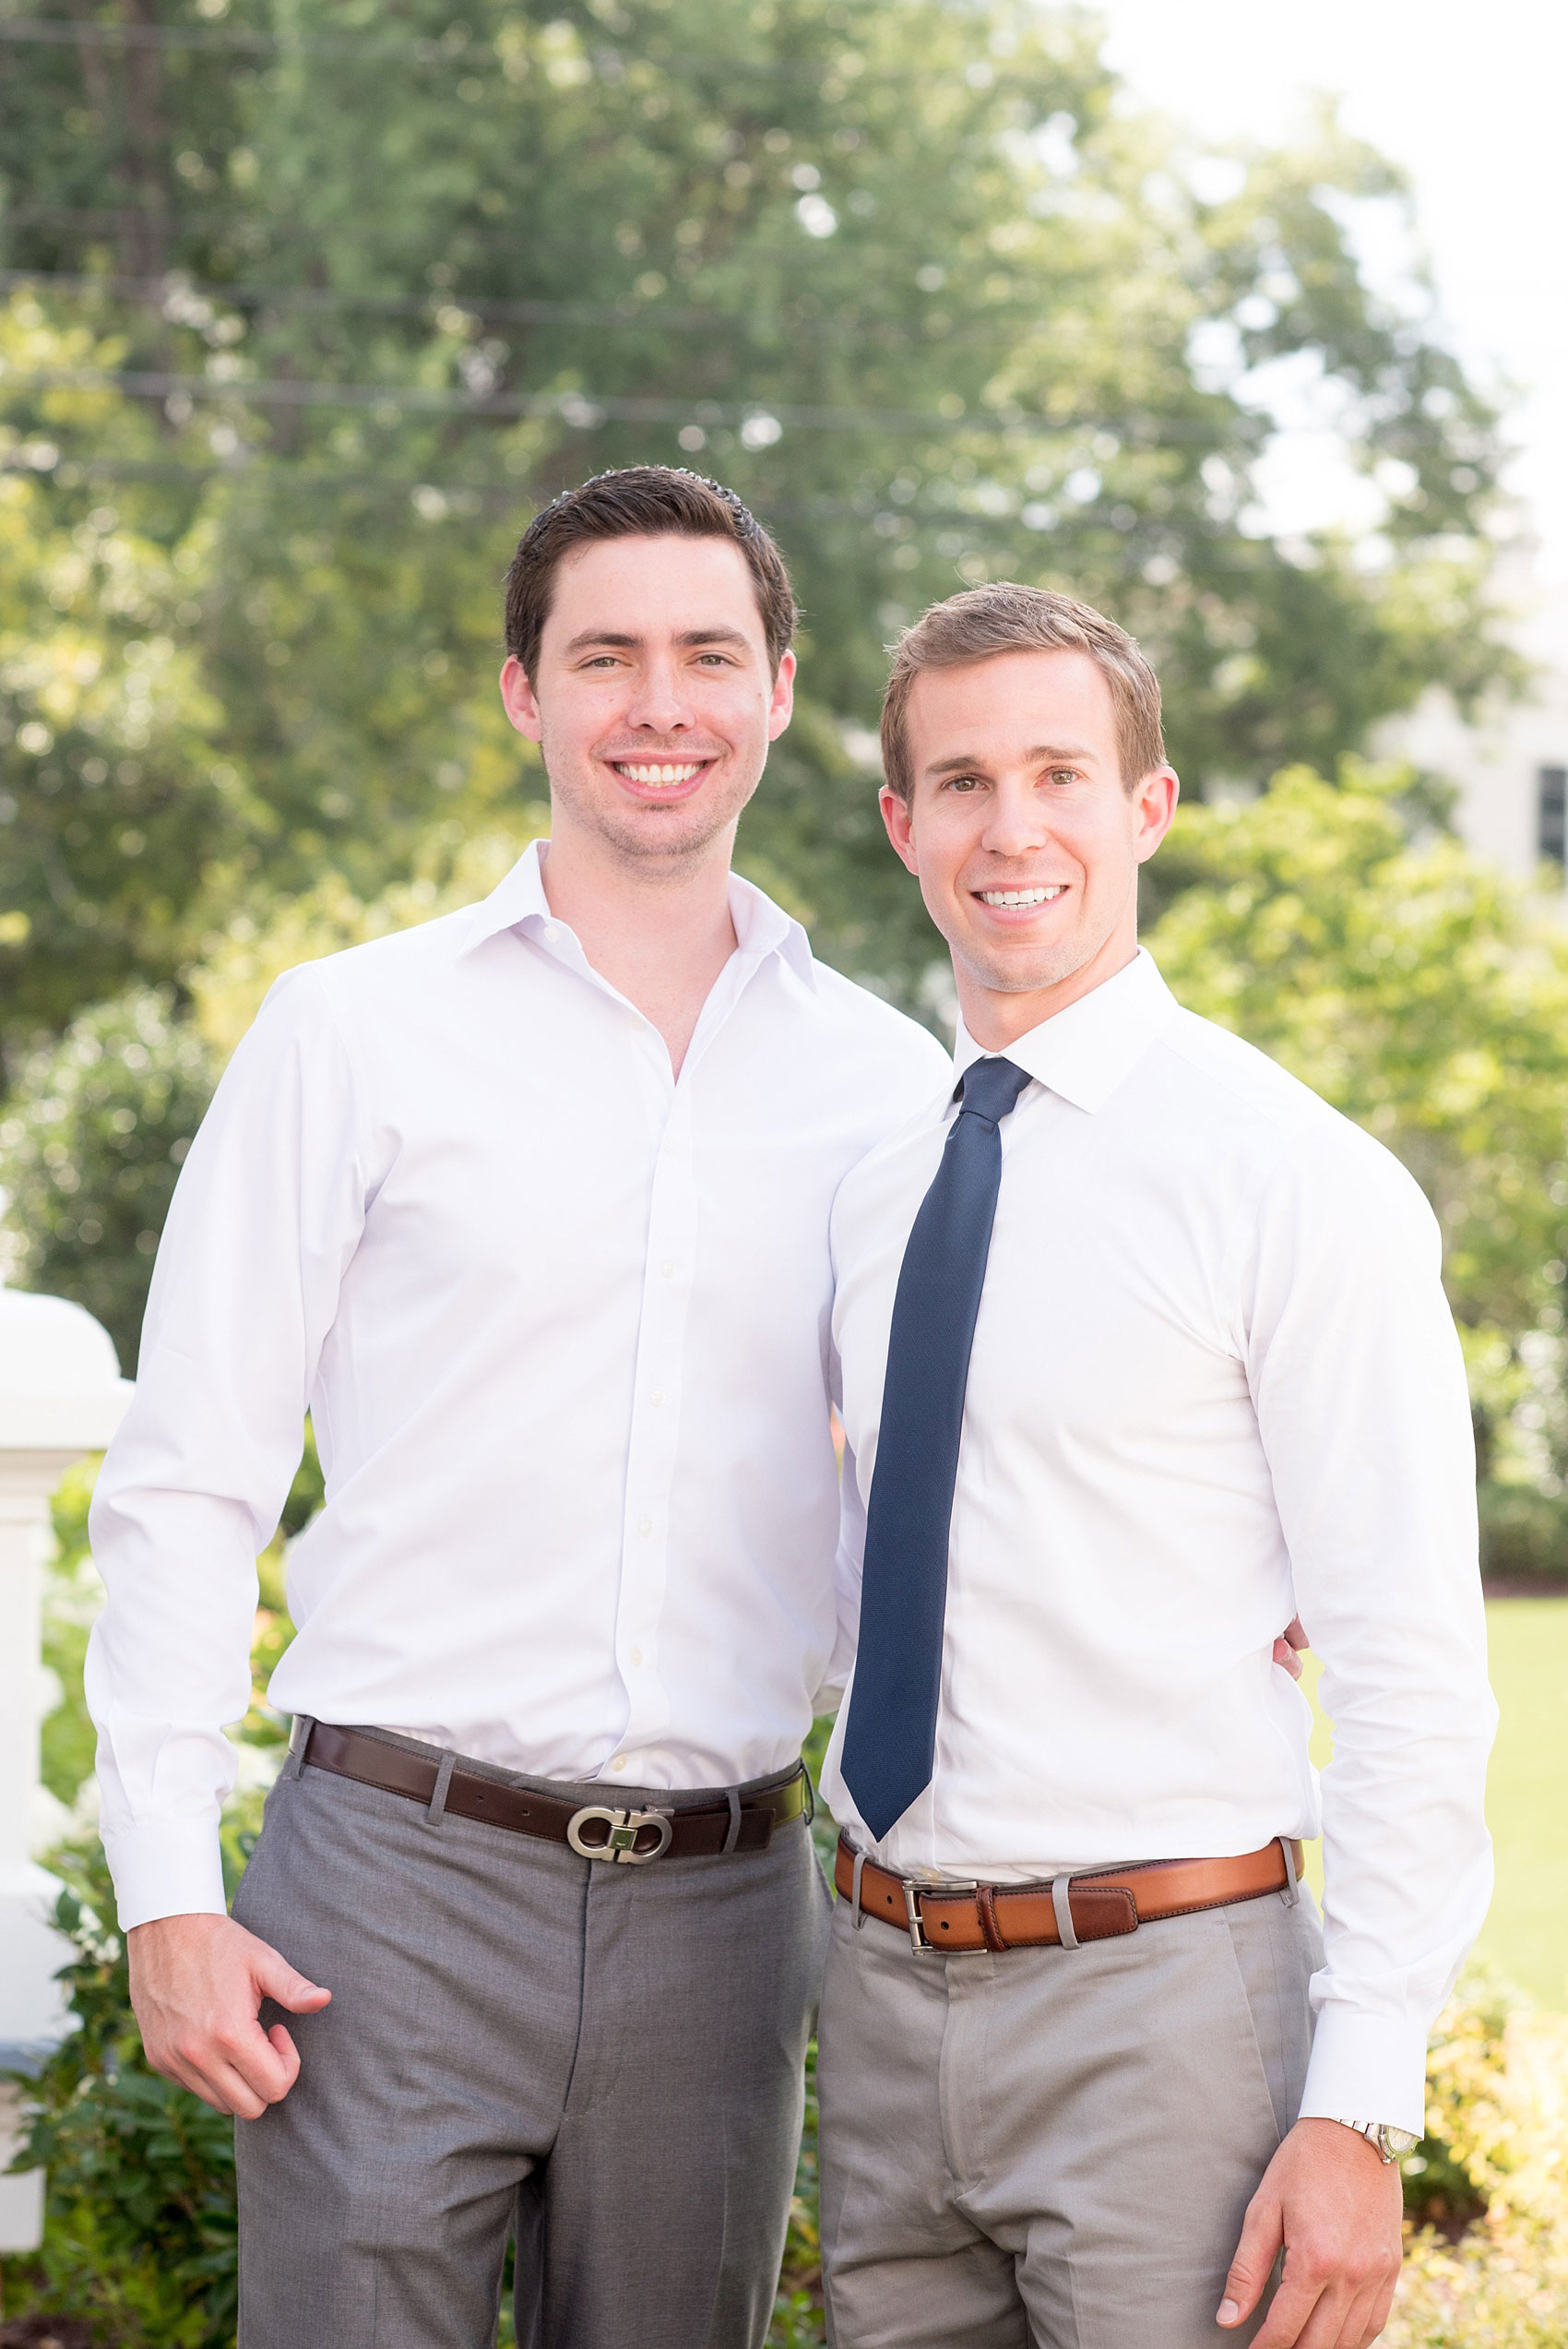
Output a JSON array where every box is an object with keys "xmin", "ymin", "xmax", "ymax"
[{"xmin": 957, "ymin": 1055, "xmax": 1031, "ymax": 1127}]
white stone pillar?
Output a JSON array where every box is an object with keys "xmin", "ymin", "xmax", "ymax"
[{"xmin": 0, "ymin": 1289, "xmax": 131, "ymax": 2256}]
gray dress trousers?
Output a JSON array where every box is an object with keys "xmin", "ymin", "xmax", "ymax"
[{"xmin": 232, "ymin": 1732, "xmax": 831, "ymax": 2349}]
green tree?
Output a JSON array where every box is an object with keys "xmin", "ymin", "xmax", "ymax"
[
  {"xmin": 0, "ymin": 297, "xmax": 243, "ymax": 1055},
  {"xmin": 0, "ymin": 0, "xmax": 1520, "ymax": 1008},
  {"xmin": 1147, "ymin": 762, "xmax": 1568, "ymax": 1561}
]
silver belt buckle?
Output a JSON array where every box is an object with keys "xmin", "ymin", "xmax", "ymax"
[
  {"xmin": 903, "ymin": 1877, "xmax": 979, "ymax": 1955},
  {"xmin": 566, "ymin": 1804, "xmax": 674, "ymax": 1864}
]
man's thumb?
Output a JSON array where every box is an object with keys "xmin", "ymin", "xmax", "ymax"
[
  {"xmin": 255, "ymin": 1943, "xmax": 331, "ymax": 2013},
  {"xmin": 1218, "ymin": 2192, "xmax": 1280, "ymax": 2327}
]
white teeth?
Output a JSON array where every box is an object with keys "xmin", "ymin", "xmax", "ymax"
[
  {"xmin": 979, "ymin": 885, "xmax": 1065, "ymax": 907},
  {"xmin": 616, "ymin": 762, "xmax": 704, "ymax": 787}
]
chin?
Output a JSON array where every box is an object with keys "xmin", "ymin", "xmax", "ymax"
[{"xmin": 959, "ymin": 935, "xmax": 1092, "ymax": 996}]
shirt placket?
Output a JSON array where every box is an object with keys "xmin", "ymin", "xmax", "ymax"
[
  {"xmin": 604, "ymin": 1074, "xmax": 696, "ymax": 1771},
  {"xmin": 601, "ymin": 951, "xmax": 770, "ymax": 1778}
]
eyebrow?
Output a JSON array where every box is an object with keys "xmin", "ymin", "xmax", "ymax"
[
  {"xmin": 561, "ymin": 625, "xmax": 754, "ymax": 654},
  {"xmin": 923, "ymin": 742, "xmax": 1099, "ymax": 776}
]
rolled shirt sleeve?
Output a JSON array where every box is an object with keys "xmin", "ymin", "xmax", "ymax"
[
  {"xmin": 85, "ymin": 968, "xmax": 367, "ymax": 1929},
  {"xmin": 1241, "ymin": 1124, "xmax": 1498, "ymax": 2135}
]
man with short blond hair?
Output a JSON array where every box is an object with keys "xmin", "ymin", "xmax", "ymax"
[{"xmin": 817, "ymin": 582, "xmax": 1494, "ymax": 2349}]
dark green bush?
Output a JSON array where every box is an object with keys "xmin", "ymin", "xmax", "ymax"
[
  {"xmin": 2, "ymin": 1841, "xmax": 246, "ymax": 2346},
  {"xmin": 0, "ymin": 990, "xmax": 217, "ymax": 1374},
  {"xmin": 1478, "ymin": 1478, "xmax": 1568, "ymax": 1588}
]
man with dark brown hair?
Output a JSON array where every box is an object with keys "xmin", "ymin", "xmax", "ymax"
[{"xmin": 85, "ymin": 467, "xmax": 948, "ymax": 2348}]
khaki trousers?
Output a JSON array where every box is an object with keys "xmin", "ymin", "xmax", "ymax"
[{"xmin": 817, "ymin": 1878, "xmax": 1323, "ymax": 2349}]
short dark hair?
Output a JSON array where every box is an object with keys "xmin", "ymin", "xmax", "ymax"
[
  {"xmin": 503, "ymin": 466, "xmax": 797, "ymax": 679},
  {"xmin": 882, "ymin": 583, "xmax": 1166, "ymax": 801}
]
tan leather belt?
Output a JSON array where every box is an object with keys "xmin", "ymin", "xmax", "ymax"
[
  {"xmin": 834, "ymin": 1830, "xmax": 1303, "ymax": 1953},
  {"xmin": 301, "ymin": 1721, "xmax": 808, "ymax": 1863}
]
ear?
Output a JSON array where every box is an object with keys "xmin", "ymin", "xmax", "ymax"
[
  {"xmin": 880, "ymin": 783, "xmax": 921, "ymax": 876},
  {"xmin": 1133, "ymin": 765, "xmax": 1180, "ymax": 865},
  {"xmin": 500, "ymin": 655, "xmax": 543, "ymax": 744},
  {"xmin": 767, "ymin": 648, "xmax": 797, "ymax": 742}
]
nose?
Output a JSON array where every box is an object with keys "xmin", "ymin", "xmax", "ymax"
[
  {"xmin": 980, "ymin": 772, "xmax": 1051, "ymax": 859},
  {"xmin": 624, "ymin": 652, "xmax": 693, "ymax": 737}
]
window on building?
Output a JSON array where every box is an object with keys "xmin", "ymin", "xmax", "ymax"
[{"xmin": 1540, "ymin": 767, "xmax": 1568, "ymax": 867}]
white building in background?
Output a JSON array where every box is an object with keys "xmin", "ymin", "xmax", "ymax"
[{"xmin": 1374, "ymin": 561, "xmax": 1568, "ymax": 895}]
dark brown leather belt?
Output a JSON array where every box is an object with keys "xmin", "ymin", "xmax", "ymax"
[
  {"xmin": 834, "ymin": 1831, "xmax": 1303, "ymax": 1953},
  {"xmin": 301, "ymin": 1721, "xmax": 808, "ymax": 1862}
]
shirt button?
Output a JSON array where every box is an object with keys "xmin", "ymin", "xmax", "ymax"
[
  {"xmin": 638, "ymin": 1515, "xmax": 653, "ymax": 1537},
  {"xmin": 660, "ymin": 1258, "xmax": 675, "ymax": 1278},
  {"xmin": 630, "ymin": 1646, "xmax": 644, "ymax": 1667},
  {"xmin": 649, "ymin": 1389, "xmax": 664, "ymax": 1408},
  {"xmin": 543, "ymin": 923, "xmax": 559, "ymax": 940},
  {"xmin": 610, "ymin": 1754, "xmax": 627, "ymax": 1772}
]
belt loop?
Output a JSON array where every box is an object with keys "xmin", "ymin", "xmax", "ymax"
[
  {"xmin": 426, "ymin": 1748, "xmax": 457, "ymax": 1828},
  {"xmin": 1277, "ymin": 1835, "xmax": 1301, "ymax": 1910},
  {"xmin": 801, "ymin": 1763, "xmax": 816, "ymax": 1826},
  {"xmin": 285, "ymin": 1714, "xmax": 315, "ymax": 1781},
  {"xmin": 721, "ymin": 1787, "xmax": 742, "ymax": 1855},
  {"xmin": 849, "ymin": 1843, "xmax": 869, "ymax": 1930},
  {"xmin": 1051, "ymin": 1871, "xmax": 1081, "ymax": 1951}
]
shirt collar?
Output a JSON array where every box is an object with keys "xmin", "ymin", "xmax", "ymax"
[
  {"xmin": 951, "ymin": 947, "xmax": 1178, "ymax": 1115},
  {"xmin": 463, "ymin": 837, "xmax": 817, "ymax": 990}
]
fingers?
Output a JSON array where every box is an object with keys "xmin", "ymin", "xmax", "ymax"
[
  {"xmin": 1250, "ymin": 2236, "xmax": 1403, "ymax": 2349},
  {"xmin": 1218, "ymin": 2186, "xmax": 1283, "ymax": 2327},
  {"xmin": 253, "ymin": 1942, "xmax": 332, "ymax": 2015},
  {"xmin": 1273, "ymin": 1636, "xmax": 1304, "ymax": 1680},
  {"xmin": 266, "ymin": 2021, "xmax": 303, "ymax": 2094},
  {"xmin": 153, "ymin": 2009, "xmax": 300, "ymax": 2116},
  {"xmin": 1284, "ymin": 1616, "xmax": 1308, "ymax": 1651}
]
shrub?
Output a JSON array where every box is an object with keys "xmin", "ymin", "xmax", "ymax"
[{"xmin": 0, "ymin": 990, "xmax": 216, "ymax": 1373}]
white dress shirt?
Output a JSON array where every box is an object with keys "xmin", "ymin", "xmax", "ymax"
[
  {"xmin": 87, "ymin": 841, "xmax": 949, "ymax": 1932},
  {"xmin": 822, "ymin": 948, "xmax": 1495, "ymax": 2135}
]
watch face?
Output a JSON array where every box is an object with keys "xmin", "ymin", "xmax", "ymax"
[{"xmin": 1383, "ymin": 2128, "xmax": 1421, "ymax": 2157}]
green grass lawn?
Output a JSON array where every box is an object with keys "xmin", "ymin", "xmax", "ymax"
[{"xmin": 1301, "ymin": 1597, "xmax": 1568, "ymax": 2009}]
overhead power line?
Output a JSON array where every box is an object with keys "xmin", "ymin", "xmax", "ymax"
[
  {"xmin": 0, "ymin": 17, "xmax": 1063, "ymax": 91},
  {"xmin": 0, "ymin": 363, "xmax": 1240, "ymax": 444},
  {"xmin": 0, "ymin": 266, "xmax": 762, "ymax": 336},
  {"xmin": 0, "ymin": 265, "xmax": 1055, "ymax": 348}
]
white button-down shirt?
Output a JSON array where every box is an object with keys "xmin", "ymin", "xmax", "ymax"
[
  {"xmin": 87, "ymin": 842, "xmax": 949, "ymax": 1931},
  {"xmin": 822, "ymin": 948, "xmax": 1495, "ymax": 2134}
]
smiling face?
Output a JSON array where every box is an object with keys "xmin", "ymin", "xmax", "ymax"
[
  {"xmin": 882, "ymin": 647, "xmax": 1178, "ymax": 1046},
  {"xmin": 500, "ymin": 532, "xmax": 794, "ymax": 876}
]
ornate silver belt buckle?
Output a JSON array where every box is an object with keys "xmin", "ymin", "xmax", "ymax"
[{"xmin": 566, "ymin": 1804, "xmax": 674, "ymax": 1864}]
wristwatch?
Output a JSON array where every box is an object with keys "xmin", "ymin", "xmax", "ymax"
[{"xmin": 1333, "ymin": 2119, "xmax": 1421, "ymax": 2164}]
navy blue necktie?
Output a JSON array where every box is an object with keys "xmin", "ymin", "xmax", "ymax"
[{"xmin": 840, "ymin": 1055, "xmax": 1032, "ymax": 1842}]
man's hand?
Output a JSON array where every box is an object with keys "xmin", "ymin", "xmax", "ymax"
[
  {"xmin": 1273, "ymin": 1616, "xmax": 1309, "ymax": 1681},
  {"xmin": 128, "ymin": 1913, "xmax": 331, "ymax": 2119},
  {"xmin": 1218, "ymin": 2118, "xmax": 1404, "ymax": 2347}
]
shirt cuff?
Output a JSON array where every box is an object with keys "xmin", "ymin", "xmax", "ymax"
[
  {"xmin": 102, "ymin": 1817, "xmax": 230, "ymax": 1932},
  {"xmin": 1298, "ymin": 2003, "xmax": 1431, "ymax": 2140}
]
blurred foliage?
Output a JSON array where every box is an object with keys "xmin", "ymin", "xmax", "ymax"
[
  {"xmin": 1, "ymin": 1840, "xmax": 253, "ymax": 2347},
  {"xmin": 0, "ymin": 0, "xmax": 1521, "ymax": 1057},
  {"xmin": 1387, "ymin": 1993, "xmax": 1568, "ymax": 2349},
  {"xmin": 1148, "ymin": 763, "xmax": 1568, "ymax": 1555},
  {"xmin": 0, "ymin": 987, "xmax": 218, "ymax": 1368},
  {"xmin": 0, "ymin": 304, "xmax": 238, "ymax": 1042},
  {"xmin": 40, "ymin": 1457, "xmax": 100, "ymax": 1810}
]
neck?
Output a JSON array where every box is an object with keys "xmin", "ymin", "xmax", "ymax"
[
  {"xmin": 539, "ymin": 808, "xmax": 739, "ymax": 1076},
  {"xmin": 956, "ymin": 922, "xmax": 1139, "ymax": 1053}
]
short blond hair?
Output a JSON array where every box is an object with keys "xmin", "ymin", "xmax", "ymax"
[{"xmin": 880, "ymin": 582, "xmax": 1166, "ymax": 801}]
